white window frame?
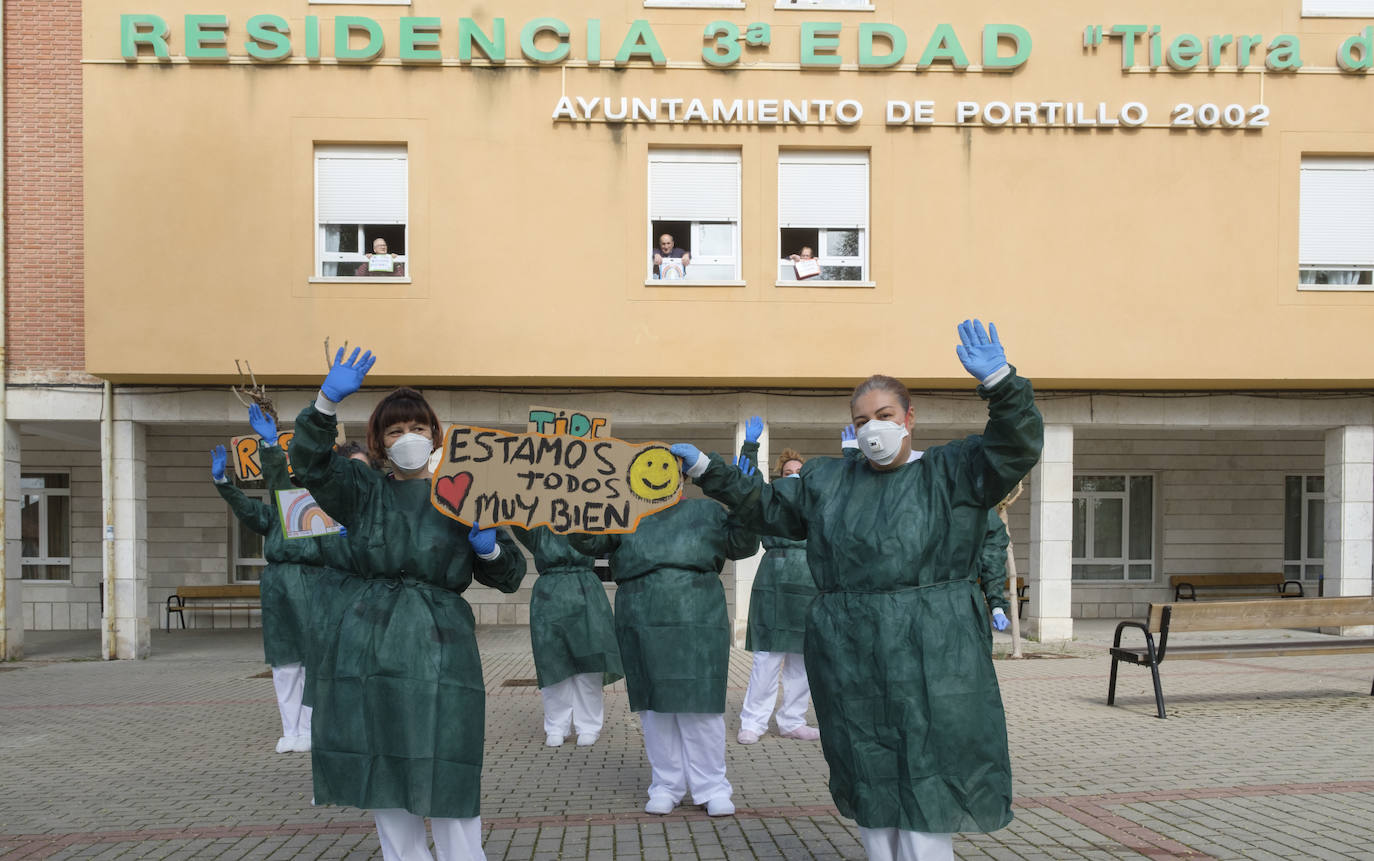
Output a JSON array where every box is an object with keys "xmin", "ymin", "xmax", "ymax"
[
  {"xmin": 314, "ymin": 145, "xmax": 410, "ymax": 282},
  {"xmin": 21, "ymin": 471, "xmax": 72, "ymax": 582},
  {"xmin": 647, "ymin": 149, "xmax": 743, "ymax": 285},
  {"xmin": 1283, "ymin": 474, "xmax": 1325, "ymax": 583},
  {"xmin": 311, "ymin": 1, "xmax": 409, "ymax": 5},
  {"xmin": 1072, "ymin": 473, "xmax": 1156, "ymax": 583},
  {"xmin": 1298, "ymin": 156, "xmax": 1374, "ymax": 291},
  {"xmin": 777, "ymin": 151, "xmax": 871, "ymax": 285},
  {"xmin": 1301, "ymin": 1, "xmax": 1374, "ymax": 16},
  {"xmin": 775, "ymin": 0, "xmax": 876, "ymax": 10},
  {"xmin": 231, "ymin": 486, "xmax": 270, "ymax": 584},
  {"xmin": 645, "ymin": 0, "xmax": 746, "ymax": 7}
]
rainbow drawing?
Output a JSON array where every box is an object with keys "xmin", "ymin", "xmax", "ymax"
[{"xmin": 276, "ymin": 488, "xmax": 343, "ymax": 539}]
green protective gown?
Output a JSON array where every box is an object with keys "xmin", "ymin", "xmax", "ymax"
[
  {"xmin": 511, "ymin": 526, "xmax": 624, "ymax": 689},
  {"xmin": 979, "ymin": 510, "xmax": 1011, "ymax": 616},
  {"xmin": 693, "ymin": 371, "xmax": 1043, "ymax": 833},
  {"xmin": 737, "ymin": 441, "xmax": 816, "ymax": 654},
  {"xmin": 570, "ymin": 497, "xmax": 759, "ymax": 714},
  {"xmin": 291, "ymin": 404, "xmax": 527, "ymax": 819}
]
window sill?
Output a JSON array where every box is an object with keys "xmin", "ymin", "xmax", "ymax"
[
  {"xmin": 646, "ymin": 1, "xmax": 746, "ymax": 6},
  {"xmin": 644, "ymin": 279, "xmax": 747, "ymax": 287},
  {"xmin": 775, "ymin": 280, "xmax": 875, "ymax": 288},
  {"xmin": 775, "ymin": 1, "xmax": 877, "ymax": 9},
  {"xmin": 1297, "ymin": 284, "xmax": 1374, "ymax": 292},
  {"xmin": 309, "ymin": 277, "xmax": 414, "ymax": 285}
]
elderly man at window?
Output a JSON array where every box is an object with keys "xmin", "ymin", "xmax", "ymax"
[{"xmin": 355, "ymin": 238, "xmax": 406, "ymax": 277}]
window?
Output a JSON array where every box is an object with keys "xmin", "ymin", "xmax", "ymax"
[
  {"xmin": 1299, "ymin": 157, "xmax": 1374, "ymax": 289},
  {"xmin": 232, "ymin": 480, "xmax": 269, "ymax": 583},
  {"xmin": 1072, "ymin": 475, "xmax": 1154, "ymax": 582},
  {"xmin": 1302, "ymin": 1, "xmax": 1374, "ymax": 15},
  {"xmin": 648, "ymin": 150, "xmax": 741, "ymax": 282},
  {"xmin": 21, "ymin": 473, "xmax": 71, "ymax": 581},
  {"xmin": 315, "ymin": 145, "xmax": 409, "ymax": 279},
  {"xmin": 1284, "ymin": 475, "xmax": 1324, "ymax": 582},
  {"xmin": 778, "ymin": 152, "xmax": 869, "ymax": 283},
  {"xmin": 776, "ymin": 0, "xmax": 876, "ymax": 9}
]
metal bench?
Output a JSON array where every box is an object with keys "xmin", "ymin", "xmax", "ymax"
[
  {"xmin": 165, "ymin": 584, "xmax": 262, "ymax": 631},
  {"xmin": 1107, "ymin": 596, "xmax": 1374, "ymax": 718},
  {"xmin": 1169, "ymin": 572, "xmax": 1303, "ymax": 601}
]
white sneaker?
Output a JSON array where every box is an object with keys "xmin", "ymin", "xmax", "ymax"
[
  {"xmin": 545, "ymin": 733, "xmax": 565, "ymax": 747},
  {"xmin": 274, "ymin": 736, "xmax": 292, "ymax": 753},
  {"xmin": 576, "ymin": 733, "xmax": 599, "ymax": 746},
  {"xmin": 290, "ymin": 734, "xmax": 312, "ymax": 752},
  {"xmin": 737, "ymin": 729, "xmax": 760, "ymax": 745},
  {"xmin": 644, "ymin": 795, "xmax": 676, "ymax": 815},
  {"xmin": 706, "ymin": 797, "xmax": 736, "ymax": 817}
]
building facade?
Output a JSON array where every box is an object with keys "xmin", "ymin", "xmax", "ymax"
[{"xmin": 3, "ymin": 0, "xmax": 1373, "ymax": 658}]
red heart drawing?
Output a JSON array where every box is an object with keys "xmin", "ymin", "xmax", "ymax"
[{"xmin": 435, "ymin": 472, "xmax": 474, "ymax": 517}]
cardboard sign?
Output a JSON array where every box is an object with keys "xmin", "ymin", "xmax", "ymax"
[
  {"xmin": 430, "ymin": 425, "xmax": 682, "ymax": 534},
  {"xmin": 658, "ymin": 257, "xmax": 685, "ymax": 280},
  {"xmin": 230, "ymin": 432, "xmax": 296, "ymax": 481},
  {"xmin": 275, "ymin": 488, "xmax": 344, "ymax": 539},
  {"xmin": 367, "ymin": 253, "xmax": 394, "ymax": 273},
  {"xmin": 794, "ymin": 257, "xmax": 821, "ymax": 279},
  {"xmin": 526, "ymin": 406, "xmax": 612, "ymax": 439}
]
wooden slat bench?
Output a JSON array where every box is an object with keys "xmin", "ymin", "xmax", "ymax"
[
  {"xmin": 1107, "ymin": 596, "xmax": 1374, "ymax": 718},
  {"xmin": 1170, "ymin": 572, "xmax": 1304, "ymax": 601},
  {"xmin": 166, "ymin": 584, "xmax": 261, "ymax": 631}
]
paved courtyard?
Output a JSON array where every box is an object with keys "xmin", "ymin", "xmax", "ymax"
[{"xmin": 1, "ymin": 622, "xmax": 1371, "ymax": 859}]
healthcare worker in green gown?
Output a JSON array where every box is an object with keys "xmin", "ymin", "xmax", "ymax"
[
  {"xmin": 210, "ymin": 404, "xmax": 349, "ymax": 754},
  {"xmin": 569, "ymin": 477, "xmax": 759, "ymax": 817},
  {"xmin": 510, "ymin": 525, "xmax": 624, "ymax": 747},
  {"xmin": 669, "ymin": 320, "xmax": 1043, "ymax": 861},
  {"xmin": 291, "ymin": 347, "xmax": 528, "ymax": 861},
  {"xmin": 735, "ymin": 437, "xmax": 820, "ymax": 745},
  {"xmin": 979, "ymin": 510, "xmax": 1013, "ymax": 644}
]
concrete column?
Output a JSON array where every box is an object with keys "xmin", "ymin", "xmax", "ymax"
[
  {"xmin": 1, "ymin": 423, "xmax": 22, "ymax": 659},
  {"xmin": 1323, "ymin": 426, "xmax": 1374, "ymax": 636},
  {"xmin": 1027, "ymin": 424, "xmax": 1074, "ymax": 642},
  {"xmin": 104, "ymin": 419, "xmax": 149, "ymax": 659},
  {"xmin": 731, "ymin": 413, "xmax": 767, "ymax": 647}
]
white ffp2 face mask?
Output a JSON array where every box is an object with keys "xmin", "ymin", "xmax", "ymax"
[
  {"xmin": 855, "ymin": 420, "xmax": 909, "ymax": 466},
  {"xmin": 387, "ymin": 433, "xmax": 433, "ymax": 472}
]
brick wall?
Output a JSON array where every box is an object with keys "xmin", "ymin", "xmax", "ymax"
[{"xmin": 4, "ymin": 0, "xmax": 87, "ymax": 379}]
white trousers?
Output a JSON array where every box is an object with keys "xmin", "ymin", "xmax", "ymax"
[
  {"xmin": 270, "ymin": 662, "xmax": 312, "ymax": 739},
  {"xmin": 738, "ymin": 650, "xmax": 812, "ymax": 735},
  {"xmin": 639, "ymin": 710, "xmax": 732, "ymax": 806},
  {"xmin": 539, "ymin": 672, "xmax": 605, "ymax": 736},
  {"xmin": 856, "ymin": 828, "xmax": 953, "ymax": 861},
  {"xmin": 372, "ymin": 809, "xmax": 486, "ymax": 861}
]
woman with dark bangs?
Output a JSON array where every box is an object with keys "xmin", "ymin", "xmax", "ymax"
[{"xmin": 291, "ymin": 348, "xmax": 527, "ymax": 861}]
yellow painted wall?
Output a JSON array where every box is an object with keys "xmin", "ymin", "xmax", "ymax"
[{"xmin": 83, "ymin": 1, "xmax": 1374, "ymax": 387}]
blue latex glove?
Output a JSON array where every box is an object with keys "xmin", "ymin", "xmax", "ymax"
[
  {"xmin": 669, "ymin": 443, "xmax": 702, "ymax": 469},
  {"xmin": 744, "ymin": 416, "xmax": 763, "ymax": 444},
  {"xmin": 955, "ymin": 319, "xmax": 1007, "ymax": 382},
  {"xmin": 248, "ymin": 404, "xmax": 278, "ymax": 446},
  {"xmin": 734, "ymin": 454, "xmax": 756, "ymax": 477},
  {"xmin": 991, "ymin": 608, "xmax": 1009, "ymax": 631},
  {"xmin": 337, "ymin": 525, "xmax": 348, "ymax": 538},
  {"xmin": 468, "ymin": 521, "xmax": 498, "ymax": 557},
  {"xmin": 840, "ymin": 424, "xmax": 857, "ymax": 447},
  {"xmin": 321, "ymin": 346, "xmax": 377, "ymax": 403},
  {"xmin": 210, "ymin": 445, "xmax": 228, "ymax": 482}
]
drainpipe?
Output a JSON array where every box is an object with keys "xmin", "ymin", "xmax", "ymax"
[
  {"xmin": 102, "ymin": 381, "xmax": 115, "ymax": 660},
  {"xmin": 0, "ymin": 1, "xmax": 10, "ymax": 660}
]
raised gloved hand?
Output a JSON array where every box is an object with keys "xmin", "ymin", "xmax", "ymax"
[
  {"xmin": 248, "ymin": 404, "xmax": 278, "ymax": 446},
  {"xmin": 321, "ymin": 346, "xmax": 377, "ymax": 403},
  {"xmin": 840, "ymin": 424, "xmax": 857, "ymax": 449},
  {"xmin": 955, "ymin": 319, "xmax": 1008, "ymax": 383},
  {"xmin": 991, "ymin": 608, "xmax": 1009, "ymax": 631},
  {"xmin": 468, "ymin": 521, "xmax": 498, "ymax": 557},
  {"xmin": 669, "ymin": 443, "xmax": 703, "ymax": 472},
  {"xmin": 211, "ymin": 445, "xmax": 228, "ymax": 482},
  {"xmin": 734, "ymin": 454, "xmax": 756, "ymax": 477},
  {"xmin": 744, "ymin": 416, "xmax": 763, "ymax": 444}
]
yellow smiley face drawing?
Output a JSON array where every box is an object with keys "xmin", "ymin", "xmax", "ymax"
[{"xmin": 627, "ymin": 445, "xmax": 682, "ymax": 503}]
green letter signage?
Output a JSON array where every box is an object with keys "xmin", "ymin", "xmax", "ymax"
[
  {"xmin": 121, "ymin": 14, "xmax": 170, "ymax": 61},
  {"xmin": 246, "ymin": 14, "xmax": 292, "ymax": 62},
  {"xmin": 521, "ymin": 18, "xmax": 571, "ymax": 64},
  {"xmin": 336, "ymin": 16, "xmax": 383, "ymax": 62}
]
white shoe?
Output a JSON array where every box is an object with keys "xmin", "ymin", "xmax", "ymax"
[
  {"xmin": 779, "ymin": 725, "xmax": 820, "ymax": 741},
  {"xmin": 644, "ymin": 795, "xmax": 676, "ymax": 815},
  {"xmin": 737, "ymin": 729, "xmax": 760, "ymax": 745},
  {"xmin": 290, "ymin": 734, "xmax": 312, "ymax": 752},
  {"xmin": 545, "ymin": 733, "xmax": 565, "ymax": 747},
  {"xmin": 274, "ymin": 736, "xmax": 292, "ymax": 753},
  {"xmin": 706, "ymin": 797, "xmax": 736, "ymax": 817},
  {"xmin": 576, "ymin": 733, "xmax": 599, "ymax": 746}
]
